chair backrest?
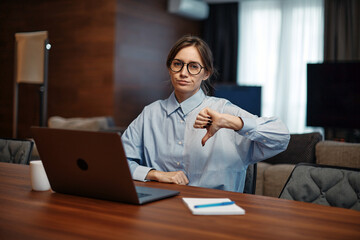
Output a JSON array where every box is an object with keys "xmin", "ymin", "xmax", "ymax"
[
  {"xmin": 0, "ymin": 138, "xmax": 34, "ymax": 165},
  {"xmin": 243, "ymin": 163, "xmax": 257, "ymax": 194},
  {"xmin": 279, "ymin": 163, "xmax": 360, "ymax": 211},
  {"xmin": 264, "ymin": 132, "xmax": 322, "ymax": 164}
]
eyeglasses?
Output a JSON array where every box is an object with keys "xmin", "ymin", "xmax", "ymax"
[{"xmin": 169, "ymin": 59, "xmax": 205, "ymax": 75}]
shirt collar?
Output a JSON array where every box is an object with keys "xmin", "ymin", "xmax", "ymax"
[
  {"xmin": 165, "ymin": 89, "xmax": 206, "ymax": 116},
  {"xmin": 166, "ymin": 92, "xmax": 180, "ymax": 116}
]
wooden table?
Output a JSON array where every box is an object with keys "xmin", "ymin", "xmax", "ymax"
[{"xmin": 0, "ymin": 162, "xmax": 359, "ymax": 240}]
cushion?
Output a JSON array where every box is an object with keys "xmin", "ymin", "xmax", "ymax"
[
  {"xmin": 255, "ymin": 162, "xmax": 271, "ymax": 195},
  {"xmin": 316, "ymin": 141, "xmax": 360, "ymax": 169},
  {"xmin": 264, "ymin": 132, "xmax": 322, "ymax": 164},
  {"xmin": 48, "ymin": 116, "xmax": 112, "ymax": 131},
  {"xmin": 263, "ymin": 164, "xmax": 295, "ymax": 197}
]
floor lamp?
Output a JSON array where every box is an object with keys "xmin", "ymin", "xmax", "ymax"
[{"xmin": 13, "ymin": 31, "xmax": 51, "ymax": 138}]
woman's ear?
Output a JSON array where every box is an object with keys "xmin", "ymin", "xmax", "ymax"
[{"xmin": 203, "ymin": 71, "xmax": 210, "ymax": 81}]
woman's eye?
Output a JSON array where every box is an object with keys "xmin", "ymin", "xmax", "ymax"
[{"xmin": 190, "ymin": 63, "xmax": 200, "ymax": 69}]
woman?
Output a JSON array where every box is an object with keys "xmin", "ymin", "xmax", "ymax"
[{"xmin": 121, "ymin": 35, "xmax": 290, "ymax": 192}]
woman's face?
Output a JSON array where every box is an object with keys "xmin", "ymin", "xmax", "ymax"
[{"xmin": 169, "ymin": 46, "xmax": 209, "ymax": 103}]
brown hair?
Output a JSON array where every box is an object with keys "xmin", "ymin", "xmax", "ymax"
[{"xmin": 166, "ymin": 35, "xmax": 215, "ymax": 95}]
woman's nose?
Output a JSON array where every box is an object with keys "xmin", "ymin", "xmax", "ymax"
[{"xmin": 179, "ymin": 64, "xmax": 189, "ymax": 77}]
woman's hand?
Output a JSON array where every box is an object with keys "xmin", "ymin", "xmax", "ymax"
[
  {"xmin": 193, "ymin": 107, "xmax": 222, "ymax": 146},
  {"xmin": 146, "ymin": 170, "xmax": 189, "ymax": 185},
  {"xmin": 193, "ymin": 107, "xmax": 244, "ymax": 146}
]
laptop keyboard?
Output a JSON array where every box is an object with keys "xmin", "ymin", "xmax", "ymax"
[{"xmin": 137, "ymin": 192, "xmax": 151, "ymax": 198}]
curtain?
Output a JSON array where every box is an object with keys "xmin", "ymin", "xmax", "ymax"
[
  {"xmin": 237, "ymin": 0, "xmax": 324, "ymax": 134},
  {"xmin": 203, "ymin": 3, "xmax": 238, "ymax": 86},
  {"xmin": 323, "ymin": 0, "xmax": 360, "ymax": 141},
  {"xmin": 324, "ymin": 0, "xmax": 360, "ymax": 61}
]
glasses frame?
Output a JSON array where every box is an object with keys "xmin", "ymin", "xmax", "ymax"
[{"xmin": 169, "ymin": 59, "xmax": 205, "ymax": 75}]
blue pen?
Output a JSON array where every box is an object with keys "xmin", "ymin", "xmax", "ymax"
[{"xmin": 194, "ymin": 201, "xmax": 235, "ymax": 208}]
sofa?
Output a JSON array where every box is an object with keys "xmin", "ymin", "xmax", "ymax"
[
  {"xmin": 256, "ymin": 136, "xmax": 360, "ymax": 197},
  {"xmin": 47, "ymin": 116, "xmax": 117, "ymax": 131}
]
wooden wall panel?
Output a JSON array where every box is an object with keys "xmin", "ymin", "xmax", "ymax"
[
  {"xmin": 0, "ymin": 0, "xmax": 203, "ymax": 138},
  {"xmin": 0, "ymin": 0, "xmax": 116, "ymax": 138},
  {"xmin": 114, "ymin": 0, "xmax": 203, "ymax": 127}
]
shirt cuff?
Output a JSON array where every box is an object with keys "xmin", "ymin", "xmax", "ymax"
[
  {"xmin": 237, "ymin": 117, "xmax": 257, "ymax": 136},
  {"xmin": 132, "ymin": 165, "xmax": 154, "ymax": 182}
]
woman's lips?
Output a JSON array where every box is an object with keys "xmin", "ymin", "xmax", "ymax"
[{"xmin": 177, "ymin": 80, "xmax": 190, "ymax": 85}]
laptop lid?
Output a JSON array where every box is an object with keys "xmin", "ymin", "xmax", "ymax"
[{"xmin": 31, "ymin": 127, "xmax": 179, "ymax": 205}]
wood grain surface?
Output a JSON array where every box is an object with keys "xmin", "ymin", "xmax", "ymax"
[{"xmin": 0, "ymin": 162, "xmax": 359, "ymax": 240}]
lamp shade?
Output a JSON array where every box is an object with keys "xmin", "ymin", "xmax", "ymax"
[{"xmin": 15, "ymin": 31, "xmax": 48, "ymax": 84}]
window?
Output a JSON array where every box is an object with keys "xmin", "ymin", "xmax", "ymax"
[{"xmin": 237, "ymin": 0, "xmax": 324, "ymax": 133}]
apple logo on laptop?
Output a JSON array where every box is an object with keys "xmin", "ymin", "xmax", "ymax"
[{"xmin": 77, "ymin": 158, "xmax": 88, "ymax": 171}]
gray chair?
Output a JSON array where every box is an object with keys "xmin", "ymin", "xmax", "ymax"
[
  {"xmin": 279, "ymin": 163, "xmax": 360, "ymax": 211},
  {"xmin": 0, "ymin": 138, "xmax": 34, "ymax": 165},
  {"xmin": 243, "ymin": 163, "xmax": 257, "ymax": 194}
]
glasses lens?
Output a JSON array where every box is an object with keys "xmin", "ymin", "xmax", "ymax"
[
  {"xmin": 170, "ymin": 60, "xmax": 183, "ymax": 72},
  {"xmin": 188, "ymin": 62, "xmax": 202, "ymax": 75}
]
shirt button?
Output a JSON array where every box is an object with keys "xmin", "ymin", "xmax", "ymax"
[
  {"xmin": 180, "ymin": 120, "xmax": 184, "ymax": 123},
  {"xmin": 177, "ymin": 162, "xmax": 180, "ymax": 166},
  {"xmin": 178, "ymin": 141, "xmax": 182, "ymax": 145}
]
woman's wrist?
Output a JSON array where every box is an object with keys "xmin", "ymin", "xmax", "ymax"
[
  {"xmin": 219, "ymin": 114, "xmax": 244, "ymax": 131},
  {"xmin": 146, "ymin": 169, "xmax": 158, "ymax": 181}
]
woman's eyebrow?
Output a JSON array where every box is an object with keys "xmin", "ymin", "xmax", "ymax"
[{"xmin": 175, "ymin": 58, "xmax": 201, "ymax": 64}]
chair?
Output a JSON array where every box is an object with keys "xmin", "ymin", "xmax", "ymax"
[
  {"xmin": 13, "ymin": 31, "xmax": 50, "ymax": 138},
  {"xmin": 0, "ymin": 138, "xmax": 34, "ymax": 165},
  {"xmin": 257, "ymin": 132, "xmax": 323, "ymax": 197},
  {"xmin": 243, "ymin": 163, "xmax": 257, "ymax": 194},
  {"xmin": 279, "ymin": 163, "xmax": 360, "ymax": 211}
]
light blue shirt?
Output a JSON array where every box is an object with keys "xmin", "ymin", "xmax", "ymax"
[{"xmin": 121, "ymin": 89, "xmax": 290, "ymax": 192}]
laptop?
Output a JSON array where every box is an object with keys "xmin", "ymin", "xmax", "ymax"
[{"xmin": 31, "ymin": 127, "xmax": 179, "ymax": 205}]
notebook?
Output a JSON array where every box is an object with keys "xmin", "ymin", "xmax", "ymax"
[
  {"xmin": 31, "ymin": 127, "xmax": 179, "ymax": 205},
  {"xmin": 182, "ymin": 198, "xmax": 245, "ymax": 215}
]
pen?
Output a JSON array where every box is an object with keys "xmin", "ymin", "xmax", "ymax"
[{"xmin": 194, "ymin": 201, "xmax": 235, "ymax": 208}]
